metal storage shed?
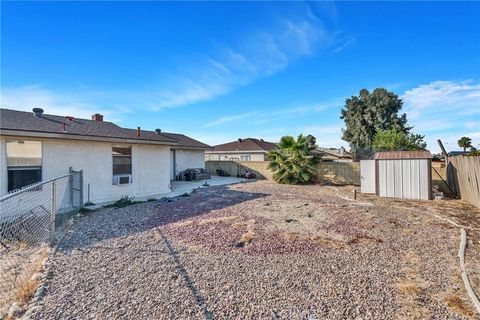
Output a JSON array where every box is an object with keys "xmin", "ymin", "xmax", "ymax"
[{"xmin": 361, "ymin": 150, "xmax": 433, "ymax": 200}]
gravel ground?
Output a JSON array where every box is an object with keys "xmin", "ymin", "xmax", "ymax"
[{"xmin": 31, "ymin": 181, "xmax": 479, "ymax": 319}]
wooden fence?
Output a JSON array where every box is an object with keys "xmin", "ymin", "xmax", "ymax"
[
  {"xmin": 447, "ymin": 156, "xmax": 480, "ymax": 208},
  {"xmin": 205, "ymin": 161, "xmax": 361, "ymax": 185}
]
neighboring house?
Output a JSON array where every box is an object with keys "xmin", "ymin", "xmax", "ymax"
[
  {"xmin": 315, "ymin": 147, "xmax": 353, "ymax": 162},
  {"xmin": 205, "ymin": 138, "xmax": 277, "ymax": 161},
  {"xmin": 0, "ymin": 108, "xmax": 211, "ymax": 203}
]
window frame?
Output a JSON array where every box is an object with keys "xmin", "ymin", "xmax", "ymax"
[
  {"xmin": 112, "ymin": 146, "xmax": 132, "ymax": 176},
  {"xmin": 6, "ymin": 140, "xmax": 43, "ymax": 192}
]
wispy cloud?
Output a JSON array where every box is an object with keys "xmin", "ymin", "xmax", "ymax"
[
  {"xmin": 0, "ymin": 84, "xmax": 130, "ymax": 122},
  {"xmin": 401, "ymin": 79, "xmax": 480, "ymax": 152},
  {"xmin": 204, "ymin": 99, "xmax": 342, "ymax": 128},
  {"xmin": 403, "ymin": 79, "xmax": 480, "ymax": 118},
  {"xmin": 147, "ymin": 7, "xmax": 333, "ymax": 110},
  {"xmin": 204, "ymin": 111, "xmax": 259, "ymax": 128}
]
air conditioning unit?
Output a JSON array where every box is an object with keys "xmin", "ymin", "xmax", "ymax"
[{"xmin": 112, "ymin": 175, "xmax": 132, "ymax": 185}]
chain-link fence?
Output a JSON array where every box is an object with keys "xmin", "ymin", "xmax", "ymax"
[{"xmin": 0, "ymin": 169, "xmax": 82, "ymax": 317}]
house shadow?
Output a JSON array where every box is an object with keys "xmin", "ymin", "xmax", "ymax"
[
  {"xmin": 58, "ymin": 184, "xmax": 269, "ymax": 252},
  {"xmin": 54, "ymin": 184, "xmax": 268, "ymax": 319}
]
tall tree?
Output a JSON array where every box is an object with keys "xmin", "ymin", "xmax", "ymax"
[
  {"xmin": 267, "ymin": 134, "xmax": 320, "ymax": 185},
  {"xmin": 457, "ymin": 136, "xmax": 472, "ymax": 151},
  {"xmin": 372, "ymin": 128, "xmax": 426, "ymax": 151},
  {"xmin": 340, "ymin": 88, "xmax": 411, "ymax": 159}
]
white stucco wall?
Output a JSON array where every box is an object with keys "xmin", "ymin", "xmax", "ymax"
[
  {"xmin": 174, "ymin": 149, "xmax": 205, "ymax": 175},
  {"xmin": 0, "ymin": 136, "xmax": 171, "ymax": 203}
]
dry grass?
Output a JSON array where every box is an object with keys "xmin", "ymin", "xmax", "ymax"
[
  {"xmin": 1, "ymin": 246, "xmax": 50, "ymax": 317},
  {"xmin": 394, "ymin": 251, "xmax": 433, "ymax": 319},
  {"xmin": 310, "ymin": 235, "xmax": 347, "ymax": 249},
  {"xmin": 198, "ymin": 216, "xmax": 237, "ymax": 225},
  {"xmin": 444, "ymin": 293, "xmax": 476, "ymax": 318}
]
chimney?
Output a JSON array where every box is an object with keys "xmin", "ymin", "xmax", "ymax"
[
  {"xmin": 32, "ymin": 108, "xmax": 44, "ymax": 117},
  {"xmin": 339, "ymin": 146, "xmax": 345, "ymax": 157},
  {"xmin": 91, "ymin": 113, "xmax": 104, "ymax": 121},
  {"xmin": 136, "ymin": 127, "xmax": 141, "ymax": 137},
  {"xmin": 238, "ymin": 138, "xmax": 242, "ymax": 143}
]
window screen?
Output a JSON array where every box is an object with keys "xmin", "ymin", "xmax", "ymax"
[{"xmin": 113, "ymin": 147, "xmax": 132, "ymax": 175}]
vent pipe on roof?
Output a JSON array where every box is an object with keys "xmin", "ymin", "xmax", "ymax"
[
  {"xmin": 136, "ymin": 127, "xmax": 141, "ymax": 137},
  {"xmin": 155, "ymin": 128, "xmax": 162, "ymax": 134},
  {"xmin": 32, "ymin": 108, "xmax": 44, "ymax": 117},
  {"xmin": 238, "ymin": 138, "xmax": 242, "ymax": 143}
]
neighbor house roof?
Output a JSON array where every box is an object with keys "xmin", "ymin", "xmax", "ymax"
[
  {"xmin": 0, "ymin": 108, "xmax": 209, "ymax": 148},
  {"xmin": 208, "ymin": 138, "xmax": 277, "ymax": 153},
  {"xmin": 374, "ymin": 150, "xmax": 432, "ymax": 160}
]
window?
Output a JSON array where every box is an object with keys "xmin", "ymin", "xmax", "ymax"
[
  {"xmin": 240, "ymin": 155, "xmax": 251, "ymax": 161},
  {"xmin": 112, "ymin": 147, "xmax": 132, "ymax": 175},
  {"xmin": 7, "ymin": 141, "xmax": 42, "ymax": 192}
]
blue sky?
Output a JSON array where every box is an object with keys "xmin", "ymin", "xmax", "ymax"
[{"xmin": 1, "ymin": 1, "xmax": 479, "ymax": 153}]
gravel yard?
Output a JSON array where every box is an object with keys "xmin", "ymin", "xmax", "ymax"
[{"xmin": 31, "ymin": 181, "xmax": 480, "ymax": 319}]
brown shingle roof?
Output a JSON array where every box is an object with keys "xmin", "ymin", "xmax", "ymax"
[
  {"xmin": 212, "ymin": 138, "xmax": 277, "ymax": 152},
  {"xmin": 374, "ymin": 150, "xmax": 432, "ymax": 160},
  {"xmin": 0, "ymin": 108, "xmax": 208, "ymax": 148},
  {"xmin": 161, "ymin": 132, "xmax": 212, "ymax": 149}
]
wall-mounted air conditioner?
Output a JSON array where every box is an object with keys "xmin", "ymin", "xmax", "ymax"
[{"xmin": 112, "ymin": 175, "xmax": 132, "ymax": 185}]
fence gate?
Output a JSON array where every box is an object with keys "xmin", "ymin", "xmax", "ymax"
[{"xmin": 0, "ymin": 171, "xmax": 83, "ymax": 315}]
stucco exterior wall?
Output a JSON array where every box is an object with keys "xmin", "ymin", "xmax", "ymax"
[
  {"xmin": 1, "ymin": 136, "xmax": 171, "ymax": 203},
  {"xmin": 205, "ymin": 152, "xmax": 266, "ymax": 161},
  {"xmin": 174, "ymin": 149, "xmax": 205, "ymax": 174}
]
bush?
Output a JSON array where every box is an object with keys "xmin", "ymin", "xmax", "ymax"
[
  {"xmin": 267, "ymin": 134, "xmax": 319, "ymax": 185},
  {"xmin": 104, "ymin": 196, "xmax": 141, "ymax": 208}
]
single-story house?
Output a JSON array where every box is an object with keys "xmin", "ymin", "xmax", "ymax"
[
  {"xmin": 205, "ymin": 138, "xmax": 277, "ymax": 161},
  {"xmin": 314, "ymin": 147, "xmax": 353, "ymax": 162},
  {"xmin": 0, "ymin": 108, "xmax": 211, "ymax": 203}
]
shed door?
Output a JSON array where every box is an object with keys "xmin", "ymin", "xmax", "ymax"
[{"xmin": 360, "ymin": 160, "xmax": 376, "ymax": 194}]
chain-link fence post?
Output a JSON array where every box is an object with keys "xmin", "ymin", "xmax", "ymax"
[
  {"xmin": 50, "ymin": 180, "xmax": 56, "ymax": 247},
  {"xmin": 80, "ymin": 169, "xmax": 84, "ymax": 206}
]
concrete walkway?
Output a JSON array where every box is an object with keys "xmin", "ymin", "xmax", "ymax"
[{"xmin": 84, "ymin": 176, "xmax": 246, "ymax": 209}]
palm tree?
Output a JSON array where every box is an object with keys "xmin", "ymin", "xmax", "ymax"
[
  {"xmin": 458, "ymin": 136, "xmax": 472, "ymax": 152},
  {"xmin": 267, "ymin": 134, "xmax": 320, "ymax": 184}
]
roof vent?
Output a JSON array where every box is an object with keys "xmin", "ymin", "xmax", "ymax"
[
  {"xmin": 66, "ymin": 116, "xmax": 74, "ymax": 121},
  {"xmin": 32, "ymin": 108, "xmax": 44, "ymax": 117},
  {"xmin": 136, "ymin": 127, "xmax": 141, "ymax": 137},
  {"xmin": 238, "ymin": 138, "xmax": 242, "ymax": 143},
  {"xmin": 155, "ymin": 128, "xmax": 162, "ymax": 134},
  {"xmin": 260, "ymin": 139, "xmax": 264, "ymax": 142}
]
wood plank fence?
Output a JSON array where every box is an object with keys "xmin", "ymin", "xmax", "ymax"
[
  {"xmin": 447, "ymin": 156, "xmax": 480, "ymax": 208},
  {"xmin": 205, "ymin": 161, "xmax": 361, "ymax": 185}
]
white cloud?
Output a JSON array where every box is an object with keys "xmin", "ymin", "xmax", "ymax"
[
  {"xmin": 204, "ymin": 111, "xmax": 259, "ymax": 128},
  {"xmin": 400, "ymin": 79, "xmax": 480, "ymax": 152},
  {"xmin": 301, "ymin": 123, "xmax": 346, "ymax": 148},
  {"xmin": 0, "ymin": 85, "xmax": 130, "ymax": 122},
  {"xmin": 148, "ymin": 9, "xmax": 332, "ymax": 109},
  {"xmin": 403, "ymin": 80, "xmax": 480, "ymax": 119},
  {"xmin": 204, "ymin": 99, "xmax": 342, "ymax": 128}
]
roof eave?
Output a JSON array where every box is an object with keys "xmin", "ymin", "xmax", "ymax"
[{"xmin": 0, "ymin": 129, "xmax": 179, "ymax": 146}]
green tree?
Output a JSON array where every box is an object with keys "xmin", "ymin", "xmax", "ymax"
[
  {"xmin": 372, "ymin": 128, "xmax": 426, "ymax": 151},
  {"xmin": 340, "ymin": 88, "xmax": 411, "ymax": 159},
  {"xmin": 457, "ymin": 136, "xmax": 472, "ymax": 151},
  {"xmin": 267, "ymin": 134, "xmax": 320, "ymax": 185}
]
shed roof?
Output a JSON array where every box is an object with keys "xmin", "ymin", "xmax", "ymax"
[{"xmin": 374, "ymin": 150, "xmax": 432, "ymax": 160}]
